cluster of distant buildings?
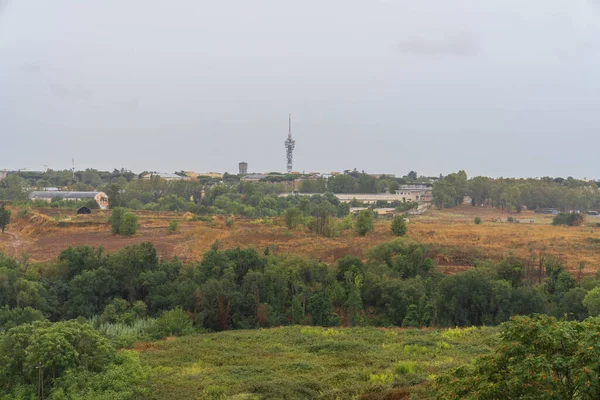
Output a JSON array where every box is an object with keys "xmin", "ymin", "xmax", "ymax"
[{"xmin": 29, "ymin": 190, "xmax": 110, "ymax": 210}]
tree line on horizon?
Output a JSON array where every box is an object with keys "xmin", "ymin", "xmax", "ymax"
[{"xmin": 433, "ymin": 170, "xmax": 600, "ymax": 212}]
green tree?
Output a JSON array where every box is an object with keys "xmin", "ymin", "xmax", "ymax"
[
  {"xmin": 104, "ymin": 183, "xmax": 124, "ymax": 208},
  {"xmin": 168, "ymin": 219, "xmax": 179, "ymax": 234},
  {"xmin": 474, "ymin": 216, "xmax": 482, "ymax": 225},
  {"xmin": 346, "ymin": 274, "xmax": 364, "ymax": 326},
  {"xmin": 283, "ymin": 207, "xmax": 302, "ymax": 229},
  {"xmin": 436, "ymin": 315, "xmax": 600, "ymax": 399},
  {"xmin": 401, "ymin": 304, "xmax": 419, "ymax": 327},
  {"xmin": 391, "ymin": 215, "xmax": 407, "ymax": 236},
  {"xmin": 583, "ymin": 287, "xmax": 600, "ymax": 316},
  {"xmin": 0, "ymin": 204, "xmax": 10, "ymax": 233},
  {"xmin": 308, "ymin": 290, "xmax": 332, "ymax": 326},
  {"xmin": 0, "ymin": 320, "xmax": 114, "ymax": 389},
  {"xmin": 355, "ymin": 210, "xmax": 374, "ymax": 236},
  {"xmin": 291, "ymin": 295, "xmax": 305, "ymax": 324},
  {"xmin": 119, "ymin": 212, "xmax": 138, "ymax": 236},
  {"xmin": 468, "ymin": 176, "xmax": 492, "ymax": 206},
  {"xmin": 432, "ymin": 180, "xmax": 457, "ymax": 209},
  {"xmin": 152, "ymin": 307, "xmax": 194, "ymax": 338},
  {"xmin": 110, "ymin": 207, "xmax": 126, "ymax": 234}
]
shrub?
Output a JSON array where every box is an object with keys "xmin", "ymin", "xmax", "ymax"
[
  {"xmin": 322, "ymin": 217, "xmax": 340, "ymax": 238},
  {"xmin": 474, "ymin": 216, "xmax": 482, "ymax": 225},
  {"xmin": 110, "ymin": 207, "xmax": 126, "ymax": 234},
  {"xmin": 100, "ymin": 298, "xmax": 132, "ymax": 325},
  {"xmin": 284, "ymin": 207, "xmax": 302, "ymax": 229},
  {"xmin": 340, "ymin": 214, "xmax": 353, "ymax": 230},
  {"xmin": 395, "ymin": 361, "xmax": 416, "ymax": 375},
  {"xmin": 119, "ymin": 212, "xmax": 138, "ymax": 236},
  {"xmin": 391, "ymin": 215, "xmax": 408, "ymax": 236},
  {"xmin": 168, "ymin": 219, "xmax": 179, "ymax": 234},
  {"xmin": 355, "ymin": 210, "xmax": 374, "ymax": 236},
  {"xmin": 225, "ymin": 216, "xmax": 234, "ymax": 227},
  {"xmin": 553, "ymin": 212, "xmax": 584, "ymax": 227},
  {"xmin": 152, "ymin": 307, "xmax": 194, "ymax": 339}
]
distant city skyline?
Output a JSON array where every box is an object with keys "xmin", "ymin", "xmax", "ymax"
[{"xmin": 2, "ymin": 1, "xmax": 600, "ymax": 179}]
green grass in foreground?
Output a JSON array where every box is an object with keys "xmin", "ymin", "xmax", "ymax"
[{"xmin": 135, "ymin": 325, "xmax": 498, "ymax": 400}]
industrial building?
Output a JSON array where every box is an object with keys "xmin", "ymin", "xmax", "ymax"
[
  {"xmin": 29, "ymin": 191, "xmax": 109, "ymax": 209},
  {"xmin": 141, "ymin": 172, "xmax": 190, "ymax": 181}
]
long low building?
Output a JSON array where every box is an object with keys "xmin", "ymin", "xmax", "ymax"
[
  {"xmin": 280, "ymin": 185, "xmax": 432, "ymax": 204},
  {"xmin": 29, "ymin": 191, "xmax": 109, "ymax": 209}
]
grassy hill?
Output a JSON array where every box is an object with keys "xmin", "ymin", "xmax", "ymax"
[{"xmin": 135, "ymin": 325, "xmax": 498, "ymax": 400}]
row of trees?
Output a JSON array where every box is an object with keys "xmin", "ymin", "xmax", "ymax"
[
  {"xmin": 433, "ymin": 171, "xmax": 600, "ymax": 212},
  {"xmin": 3, "ymin": 238, "xmax": 600, "ymax": 333},
  {"xmin": 1, "ymin": 168, "xmax": 432, "ymax": 211}
]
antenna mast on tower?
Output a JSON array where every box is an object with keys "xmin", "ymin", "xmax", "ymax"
[{"xmin": 284, "ymin": 113, "xmax": 295, "ymax": 174}]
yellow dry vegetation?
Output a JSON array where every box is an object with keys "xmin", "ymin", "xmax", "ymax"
[{"xmin": 1, "ymin": 204, "xmax": 599, "ymax": 275}]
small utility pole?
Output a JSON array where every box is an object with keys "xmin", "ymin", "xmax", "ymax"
[{"xmin": 36, "ymin": 362, "xmax": 45, "ymax": 400}]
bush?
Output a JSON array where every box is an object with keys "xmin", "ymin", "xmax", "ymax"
[
  {"xmin": 355, "ymin": 210, "xmax": 374, "ymax": 236},
  {"xmin": 111, "ymin": 207, "xmax": 127, "ymax": 234},
  {"xmin": 391, "ymin": 215, "xmax": 408, "ymax": 236},
  {"xmin": 225, "ymin": 216, "xmax": 234, "ymax": 227},
  {"xmin": 152, "ymin": 307, "xmax": 194, "ymax": 339},
  {"xmin": 474, "ymin": 216, "xmax": 482, "ymax": 225},
  {"xmin": 553, "ymin": 212, "xmax": 585, "ymax": 226},
  {"xmin": 284, "ymin": 207, "xmax": 302, "ymax": 229},
  {"xmin": 340, "ymin": 214, "xmax": 353, "ymax": 230},
  {"xmin": 119, "ymin": 212, "xmax": 138, "ymax": 236},
  {"xmin": 168, "ymin": 219, "xmax": 179, "ymax": 234}
]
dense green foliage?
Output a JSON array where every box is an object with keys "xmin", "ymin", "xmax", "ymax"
[
  {"xmin": 437, "ymin": 315, "xmax": 600, "ymax": 399},
  {"xmin": 2, "ymin": 233, "xmax": 600, "ymax": 397},
  {"xmin": 355, "ymin": 210, "xmax": 374, "ymax": 236},
  {"xmin": 3, "ymin": 238, "xmax": 598, "ymax": 336},
  {"xmin": 3, "ymin": 168, "xmax": 433, "ymax": 219},
  {"xmin": 0, "ymin": 204, "xmax": 10, "ymax": 233},
  {"xmin": 139, "ymin": 325, "xmax": 497, "ymax": 400},
  {"xmin": 553, "ymin": 212, "xmax": 585, "ymax": 226},
  {"xmin": 111, "ymin": 207, "xmax": 138, "ymax": 236},
  {"xmin": 433, "ymin": 170, "xmax": 600, "ymax": 212},
  {"xmin": 391, "ymin": 215, "xmax": 408, "ymax": 236},
  {"xmin": 168, "ymin": 219, "xmax": 179, "ymax": 234},
  {"xmin": 0, "ymin": 319, "xmax": 146, "ymax": 399}
]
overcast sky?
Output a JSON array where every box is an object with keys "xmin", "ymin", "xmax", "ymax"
[{"xmin": 1, "ymin": 1, "xmax": 600, "ymax": 178}]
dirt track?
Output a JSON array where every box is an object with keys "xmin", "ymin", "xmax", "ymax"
[{"xmin": 0, "ymin": 231, "xmax": 22, "ymax": 257}]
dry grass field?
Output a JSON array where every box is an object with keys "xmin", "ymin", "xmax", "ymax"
[{"xmin": 1, "ymin": 205, "xmax": 600, "ymax": 275}]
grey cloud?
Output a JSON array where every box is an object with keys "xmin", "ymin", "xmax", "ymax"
[
  {"xmin": 397, "ymin": 33, "xmax": 480, "ymax": 57},
  {"xmin": 20, "ymin": 64, "xmax": 90, "ymax": 99}
]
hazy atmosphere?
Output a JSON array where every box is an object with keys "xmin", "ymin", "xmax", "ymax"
[{"xmin": 1, "ymin": 0, "xmax": 600, "ymax": 177}]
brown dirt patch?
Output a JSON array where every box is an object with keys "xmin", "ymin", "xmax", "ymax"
[{"xmin": 3, "ymin": 205, "xmax": 600, "ymax": 276}]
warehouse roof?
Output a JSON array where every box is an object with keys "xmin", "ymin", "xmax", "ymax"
[{"xmin": 29, "ymin": 191, "xmax": 104, "ymax": 200}]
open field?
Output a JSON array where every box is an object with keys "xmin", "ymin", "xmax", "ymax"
[
  {"xmin": 134, "ymin": 325, "xmax": 498, "ymax": 400},
  {"xmin": 1, "ymin": 205, "xmax": 599, "ymax": 275}
]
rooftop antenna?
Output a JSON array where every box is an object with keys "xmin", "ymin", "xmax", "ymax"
[{"xmin": 284, "ymin": 113, "xmax": 295, "ymax": 174}]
